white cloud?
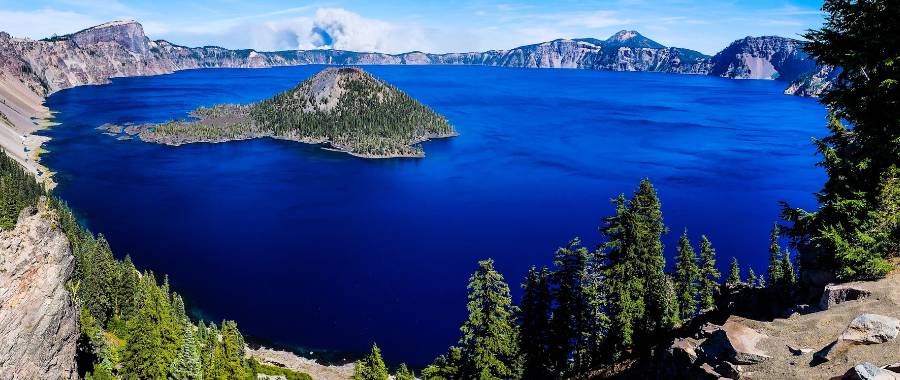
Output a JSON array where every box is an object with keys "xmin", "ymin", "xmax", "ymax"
[
  {"xmin": 0, "ymin": 9, "xmax": 102, "ymax": 39},
  {"xmin": 156, "ymin": 8, "xmax": 433, "ymax": 54},
  {"xmin": 301, "ymin": 8, "xmax": 430, "ymax": 53}
]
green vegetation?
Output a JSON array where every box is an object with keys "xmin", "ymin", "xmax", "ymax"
[
  {"xmin": 353, "ymin": 343, "xmax": 389, "ymax": 380},
  {"xmin": 726, "ymin": 257, "xmax": 741, "ymax": 286},
  {"xmin": 249, "ymin": 359, "xmax": 313, "ymax": 380},
  {"xmin": 423, "ymin": 179, "xmax": 724, "ymax": 379},
  {"xmin": 697, "ymin": 235, "xmax": 720, "ymax": 310},
  {"xmin": 141, "ymin": 67, "xmax": 457, "ymax": 157},
  {"xmin": 0, "ymin": 150, "xmax": 311, "ymax": 380},
  {"xmin": 673, "ymin": 230, "xmax": 700, "ymax": 320},
  {"xmin": 781, "ymin": 0, "xmax": 899, "ymax": 280},
  {"xmin": 0, "ymin": 151, "xmax": 44, "ymax": 229},
  {"xmin": 424, "ymin": 259, "xmax": 523, "ymax": 379}
]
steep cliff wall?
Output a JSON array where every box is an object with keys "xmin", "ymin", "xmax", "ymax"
[
  {"xmin": 0, "ymin": 201, "xmax": 79, "ymax": 379},
  {"xmin": 709, "ymin": 36, "xmax": 818, "ymax": 81},
  {"xmin": 0, "ymin": 21, "xmax": 832, "ymax": 180}
]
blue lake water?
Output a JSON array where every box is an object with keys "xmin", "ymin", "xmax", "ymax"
[{"xmin": 41, "ymin": 65, "xmax": 826, "ymax": 365}]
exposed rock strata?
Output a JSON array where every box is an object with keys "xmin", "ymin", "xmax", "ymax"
[
  {"xmin": 0, "ymin": 21, "xmax": 831, "ymax": 180},
  {"xmin": 0, "ymin": 200, "xmax": 78, "ymax": 379}
]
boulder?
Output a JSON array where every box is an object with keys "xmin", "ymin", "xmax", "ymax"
[
  {"xmin": 840, "ymin": 314, "xmax": 900, "ymax": 344},
  {"xmin": 820, "ymin": 284, "xmax": 872, "ymax": 310},
  {"xmin": 816, "ymin": 314, "xmax": 900, "ymax": 362},
  {"xmin": 843, "ymin": 363, "xmax": 900, "ymax": 380},
  {"xmin": 669, "ymin": 337, "xmax": 701, "ymax": 364},
  {"xmin": 700, "ymin": 321, "xmax": 772, "ymax": 364}
]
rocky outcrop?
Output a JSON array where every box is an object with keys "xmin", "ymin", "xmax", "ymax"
[
  {"xmin": 0, "ymin": 200, "xmax": 79, "ymax": 379},
  {"xmin": 699, "ymin": 321, "xmax": 772, "ymax": 365},
  {"xmin": 820, "ymin": 283, "xmax": 872, "ymax": 310},
  {"xmin": 785, "ymin": 65, "xmax": 841, "ymax": 97},
  {"xmin": 659, "ymin": 270, "xmax": 900, "ymax": 379},
  {"xmin": 247, "ymin": 346, "xmax": 354, "ymax": 380},
  {"xmin": 816, "ymin": 314, "xmax": 900, "ymax": 362},
  {"xmin": 843, "ymin": 362, "xmax": 900, "ymax": 380},
  {"xmin": 708, "ymin": 36, "xmax": 817, "ymax": 81}
]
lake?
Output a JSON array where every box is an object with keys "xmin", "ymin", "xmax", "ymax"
[{"xmin": 41, "ymin": 65, "xmax": 826, "ymax": 365}]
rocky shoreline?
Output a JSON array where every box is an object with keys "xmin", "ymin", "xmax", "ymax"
[{"xmin": 0, "ymin": 20, "xmax": 835, "ymax": 185}]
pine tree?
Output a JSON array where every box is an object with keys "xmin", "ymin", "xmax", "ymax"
[
  {"xmin": 431, "ymin": 259, "xmax": 522, "ymax": 380},
  {"xmin": 218, "ymin": 320, "xmax": 249, "ymax": 379},
  {"xmin": 202, "ymin": 322, "xmax": 219, "ymax": 378},
  {"xmin": 782, "ymin": 0, "xmax": 899, "ymax": 280},
  {"xmin": 170, "ymin": 322, "xmax": 202, "ymax": 380},
  {"xmin": 549, "ymin": 239, "xmax": 599, "ymax": 374},
  {"xmin": 630, "ymin": 179, "xmax": 670, "ymax": 342},
  {"xmin": 697, "ymin": 235, "xmax": 720, "ymax": 311},
  {"xmin": 121, "ymin": 273, "xmax": 176, "ymax": 379},
  {"xmin": 395, "ymin": 363, "xmax": 415, "ymax": 380},
  {"xmin": 353, "ymin": 343, "xmax": 389, "ymax": 380},
  {"xmin": 767, "ymin": 223, "xmax": 784, "ymax": 287},
  {"xmin": 726, "ymin": 257, "xmax": 741, "ymax": 287},
  {"xmin": 599, "ymin": 193, "xmax": 640, "ymax": 355},
  {"xmin": 117, "ymin": 255, "xmax": 142, "ymax": 321},
  {"xmin": 747, "ymin": 268, "xmax": 758, "ymax": 288},
  {"xmin": 645, "ymin": 272, "xmax": 679, "ymax": 331},
  {"xmin": 673, "ymin": 230, "xmax": 699, "ymax": 321},
  {"xmin": 781, "ymin": 249, "xmax": 796, "ymax": 286},
  {"xmin": 519, "ymin": 266, "xmax": 553, "ymax": 379}
]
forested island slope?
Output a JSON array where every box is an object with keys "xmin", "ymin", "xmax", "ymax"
[
  {"xmin": 0, "ymin": 20, "xmax": 830, "ymax": 177},
  {"xmin": 102, "ymin": 67, "xmax": 457, "ymax": 158}
]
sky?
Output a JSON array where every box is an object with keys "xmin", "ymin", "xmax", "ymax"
[{"xmin": 0, "ymin": 0, "xmax": 826, "ymax": 55}]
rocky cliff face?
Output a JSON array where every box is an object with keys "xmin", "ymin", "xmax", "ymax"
[
  {"xmin": 709, "ymin": 36, "xmax": 818, "ymax": 81},
  {"xmin": 0, "ymin": 201, "xmax": 79, "ymax": 379},
  {"xmin": 0, "ymin": 22, "xmax": 835, "ymax": 178},
  {"xmin": 784, "ymin": 65, "xmax": 841, "ymax": 97}
]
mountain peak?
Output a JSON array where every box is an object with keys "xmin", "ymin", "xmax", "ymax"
[
  {"xmin": 64, "ymin": 19, "xmax": 150, "ymax": 55},
  {"xmin": 610, "ymin": 30, "xmax": 640, "ymax": 41},
  {"xmin": 605, "ymin": 30, "xmax": 665, "ymax": 49},
  {"xmin": 83, "ymin": 20, "xmax": 141, "ymax": 31}
]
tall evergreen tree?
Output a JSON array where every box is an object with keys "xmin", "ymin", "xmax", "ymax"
[
  {"xmin": 121, "ymin": 273, "xmax": 176, "ymax": 379},
  {"xmin": 117, "ymin": 255, "xmax": 142, "ymax": 321},
  {"xmin": 353, "ymin": 343, "xmax": 389, "ymax": 380},
  {"xmin": 456, "ymin": 259, "xmax": 522, "ymax": 379},
  {"xmin": 170, "ymin": 322, "xmax": 202, "ymax": 380},
  {"xmin": 747, "ymin": 268, "xmax": 758, "ymax": 288},
  {"xmin": 767, "ymin": 223, "xmax": 784, "ymax": 287},
  {"xmin": 726, "ymin": 257, "xmax": 742, "ymax": 287},
  {"xmin": 218, "ymin": 320, "xmax": 249, "ymax": 379},
  {"xmin": 549, "ymin": 239, "xmax": 600, "ymax": 375},
  {"xmin": 427, "ymin": 260, "xmax": 522, "ymax": 379},
  {"xmin": 630, "ymin": 180, "xmax": 670, "ymax": 341},
  {"xmin": 600, "ymin": 179, "xmax": 671, "ymax": 356},
  {"xmin": 395, "ymin": 363, "xmax": 416, "ymax": 380},
  {"xmin": 697, "ymin": 235, "xmax": 720, "ymax": 311},
  {"xmin": 519, "ymin": 266, "xmax": 553, "ymax": 379},
  {"xmin": 781, "ymin": 249, "xmax": 796, "ymax": 287},
  {"xmin": 600, "ymin": 193, "xmax": 641, "ymax": 355},
  {"xmin": 673, "ymin": 230, "xmax": 699, "ymax": 321},
  {"xmin": 782, "ymin": 0, "xmax": 899, "ymax": 280}
]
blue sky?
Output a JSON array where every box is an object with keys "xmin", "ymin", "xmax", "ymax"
[{"xmin": 0, "ymin": 0, "xmax": 826, "ymax": 54}]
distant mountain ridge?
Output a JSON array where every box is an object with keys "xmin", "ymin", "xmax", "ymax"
[
  {"xmin": 5, "ymin": 20, "xmax": 829, "ymax": 97},
  {"xmin": 0, "ymin": 20, "xmax": 833, "ymax": 175}
]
